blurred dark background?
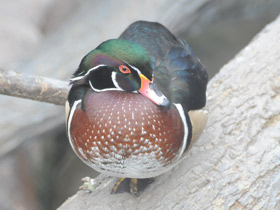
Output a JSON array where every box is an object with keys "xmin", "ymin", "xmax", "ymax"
[{"xmin": 0, "ymin": 0, "xmax": 280, "ymax": 209}]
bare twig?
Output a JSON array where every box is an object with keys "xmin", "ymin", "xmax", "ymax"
[{"xmin": 0, "ymin": 69, "xmax": 69, "ymax": 105}]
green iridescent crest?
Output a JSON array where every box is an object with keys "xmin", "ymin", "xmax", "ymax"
[{"xmin": 74, "ymin": 39, "xmax": 153, "ymax": 79}]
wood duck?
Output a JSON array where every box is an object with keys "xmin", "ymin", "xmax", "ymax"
[{"xmin": 66, "ymin": 21, "xmax": 208, "ymax": 195}]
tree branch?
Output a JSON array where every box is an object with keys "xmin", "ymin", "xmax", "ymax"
[{"xmin": 0, "ymin": 69, "xmax": 69, "ymax": 105}]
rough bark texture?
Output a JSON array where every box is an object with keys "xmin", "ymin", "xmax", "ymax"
[
  {"xmin": 58, "ymin": 15, "xmax": 280, "ymax": 210},
  {"xmin": 0, "ymin": 69, "xmax": 69, "ymax": 105}
]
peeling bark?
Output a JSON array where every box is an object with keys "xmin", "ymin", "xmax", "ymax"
[{"xmin": 58, "ymin": 15, "xmax": 280, "ymax": 210}]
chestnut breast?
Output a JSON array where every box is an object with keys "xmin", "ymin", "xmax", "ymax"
[{"xmin": 69, "ymin": 90, "xmax": 185, "ymax": 178}]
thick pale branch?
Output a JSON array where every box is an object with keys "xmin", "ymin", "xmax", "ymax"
[{"xmin": 0, "ymin": 69, "xmax": 69, "ymax": 105}]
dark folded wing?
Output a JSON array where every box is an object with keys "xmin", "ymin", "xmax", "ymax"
[{"xmin": 120, "ymin": 21, "xmax": 208, "ymax": 110}]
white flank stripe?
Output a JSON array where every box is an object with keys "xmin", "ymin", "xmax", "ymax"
[
  {"xmin": 67, "ymin": 99, "xmax": 82, "ymax": 149},
  {"xmin": 174, "ymin": 103, "xmax": 189, "ymax": 158}
]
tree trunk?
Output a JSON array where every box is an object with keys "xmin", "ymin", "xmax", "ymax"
[{"xmin": 58, "ymin": 15, "xmax": 280, "ymax": 210}]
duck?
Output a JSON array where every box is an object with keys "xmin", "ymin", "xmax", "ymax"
[{"xmin": 66, "ymin": 21, "xmax": 208, "ymax": 195}]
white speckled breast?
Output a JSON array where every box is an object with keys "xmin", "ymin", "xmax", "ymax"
[{"xmin": 68, "ymin": 90, "xmax": 186, "ymax": 178}]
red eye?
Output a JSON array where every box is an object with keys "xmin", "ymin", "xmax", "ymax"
[{"xmin": 119, "ymin": 65, "xmax": 131, "ymax": 74}]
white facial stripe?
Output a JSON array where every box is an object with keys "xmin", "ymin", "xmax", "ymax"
[
  {"xmin": 76, "ymin": 70, "xmax": 85, "ymax": 76},
  {"xmin": 111, "ymin": 71, "xmax": 122, "ymax": 90},
  {"xmin": 126, "ymin": 62, "xmax": 155, "ymax": 78},
  {"xmin": 128, "ymin": 64, "xmax": 141, "ymax": 75},
  {"xmin": 71, "ymin": 62, "xmax": 145, "ymax": 92},
  {"xmin": 121, "ymin": 60, "xmax": 142, "ymax": 75},
  {"xmin": 70, "ymin": 64, "xmax": 107, "ymax": 82},
  {"xmin": 67, "ymin": 99, "xmax": 82, "ymax": 149},
  {"xmin": 88, "ymin": 80, "xmax": 98, "ymax": 92},
  {"xmin": 70, "ymin": 75, "xmax": 84, "ymax": 82},
  {"xmin": 89, "ymin": 79, "xmax": 123, "ymax": 92},
  {"xmin": 174, "ymin": 103, "xmax": 189, "ymax": 158}
]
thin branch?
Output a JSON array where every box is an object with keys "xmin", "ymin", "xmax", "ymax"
[{"xmin": 0, "ymin": 69, "xmax": 69, "ymax": 105}]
